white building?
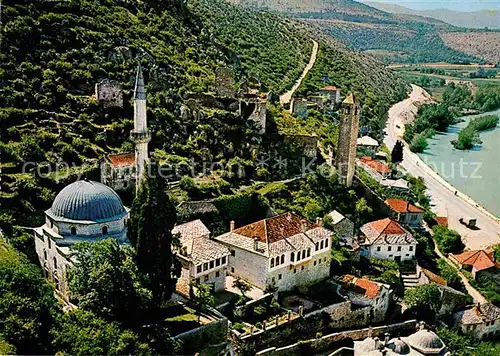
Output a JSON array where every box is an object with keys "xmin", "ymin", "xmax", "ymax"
[
  {"xmin": 453, "ymin": 303, "xmax": 500, "ymax": 340},
  {"xmin": 34, "ymin": 180, "xmax": 129, "ymax": 300},
  {"xmin": 173, "ymin": 219, "xmax": 230, "ymax": 293},
  {"xmin": 385, "ymin": 199, "xmax": 425, "ymax": 228},
  {"xmin": 358, "ymin": 218, "xmax": 417, "ymax": 263},
  {"xmin": 214, "ymin": 212, "xmax": 334, "ymax": 292}
]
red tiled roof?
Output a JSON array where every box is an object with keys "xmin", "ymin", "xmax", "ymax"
[
  {"xmin": 107, "ymin": 152, "xmax": 135, "ymax": 167},
  {"xmin": 355, "ymin": 278, "xmax": 381, "ymax": 299},
  {"xmin": 368, "ymin": 218, "xmax": 407, "ymax": 235},
  {"xmin": 452, "ymin": 250, "xmax": 497, "ymax": 272},
  {"xmin": 434, "ymin": 217, "xmax": 449, "ymax": 227},
  {"xmin": 385, "ymin": 199, "xmax": 424, "ymax": 214},
  {"xmin": 233, "ymin": 212, "xmax": 317, "ymax": 244},
  {"xmin": 360, "ymin": 157, "xmax": 391, "ymax": 174},
  {"xmin": 321, "ymin": 86, "xmax": 339, "ymax": 91}
]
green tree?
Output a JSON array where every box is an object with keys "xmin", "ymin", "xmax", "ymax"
[
  {"xmin": 404, "ymin": 284, "xmax": 442, "ymax": 314},
  {"xmin": 355, "ymin": 197, "xmax": 373, "ymax": 225},
  {"xmin": 232, "ymin": 278, "xmax": 252, "ymax": 298},
  {"xmin": 433, "ymin": 225, "xmax": 464, "ymax": 254},
  {"xmin": 192, "ymin": 284, "xmax": 215, "ymax": 322},
  {"xmin": 67, "ymin": 239, "xmax": 149, "ymax": 328},
  {"xmin": 128, "ymin": 161, "xmax": 180, "ymax": 304},
  {"xmin": 437, "ymin": 259, "xmax": 460, "ymax": 286},
  {"xmin": 391, "ymin": 140, "xmax": 404, "ymax": 165}
]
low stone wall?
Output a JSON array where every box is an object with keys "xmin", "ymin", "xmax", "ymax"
[{"xmin": 255, "ymin": 320, "xmax": 418, "ymax": 356}]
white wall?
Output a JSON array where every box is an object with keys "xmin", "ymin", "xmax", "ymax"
[{"xmin": 366, "ymin": 244, "xmax": 416, "ymax": 262}]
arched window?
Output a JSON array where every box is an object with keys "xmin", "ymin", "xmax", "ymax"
[
  {"xmin": 70, "ymin": 227, "xmax": 76, "ymax": 235},
  {"xmin": 281, "ymin": 254, "xmax": 285, "ymax": 264},
  {"xmin": 320, "ymin": 240, "xmax": 324, "ymax": 249},
  {"xmin": 270, "ymin": 258, "xmax": 275, "ymax": 268},
  {"xmin": 290, "ymin": 252, "xmax": 295, "ymax": 262},
  {"xmin": 53, "ymin": 257, "xmax": 57, "ymax": 270},
  {"xmin": 315, "ymin": 242, "xmax": 319, "ymax": 251},
  {"xmin": 307, "ymin": 248, "xmax": 311, "ymax": 257},
  {"xmin": 43, "ymin": 250, "xmax": 47, "ymax": 260},
  {"xmin": 102, "ymin": 226, "xmax": 108, "ymax": 235},
  {"xmin": 325, "ymin": 239, "xmax": 329, "ymax": 248}
]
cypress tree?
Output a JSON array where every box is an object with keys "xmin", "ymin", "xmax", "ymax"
[
  {"xmin": 391, "ymin": 140, "xmax": 404, "ymax": 164},
  {"xmin": 128, "ymin": 161, "xmax": 180, "ymax": 304}
]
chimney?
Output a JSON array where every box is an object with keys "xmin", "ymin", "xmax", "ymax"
[
  {"xmin": 384, "ymin": 333, "xmax": 390, "ymax": 346},
  {"xmin": 230, "ymin": 220, "xmax": 235, "ymax": 232},
  {"xmin": 301, "ymin": 219, "xmax": 308, "ymax": 233},
  {"xmin": 253, "ymin": 237, "xmax": 259, "ymax": 251},
  {"xmin": 316, "ymin": 217, "xmax": 323, "ymax": 226}
]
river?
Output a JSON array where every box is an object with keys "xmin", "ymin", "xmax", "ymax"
[{"xmin": 418, "ymin": 109, "xmax": 500, "ymax": 218}]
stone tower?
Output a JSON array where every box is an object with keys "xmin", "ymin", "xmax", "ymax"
[
  {"xmin": 337, "ymin": 93, "xmax": 360, "ymax": 187},
  {"xmin": 131, "ymin": 64, "xmax": 151, "ymax": 192}
]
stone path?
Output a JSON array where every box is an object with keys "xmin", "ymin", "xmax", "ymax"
[{"xmin": 280, "ymin": 39, "xmax": 319, "ymax": 106}]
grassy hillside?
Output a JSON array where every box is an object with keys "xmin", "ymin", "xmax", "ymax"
[{"xmin": 0, "ymin": 0, "xmax": 406, "ymax": 229}]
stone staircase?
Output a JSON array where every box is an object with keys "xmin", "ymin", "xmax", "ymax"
[{"xmin": 400, "ymin": 263, "xmax": 422, "ymax": 290}]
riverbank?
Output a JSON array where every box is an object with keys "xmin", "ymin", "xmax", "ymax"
[{"xmin": 384, "ymin": 85, "xmax": 499, "ymax": 250}]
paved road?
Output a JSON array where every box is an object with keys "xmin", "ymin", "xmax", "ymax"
[
  {"xmin": 280, "ymin": 40, "xmax": 319, "ymax": 106},
  {"xmin": 384, "ymin": 85, "xmax": 500, "ymax": 251}
]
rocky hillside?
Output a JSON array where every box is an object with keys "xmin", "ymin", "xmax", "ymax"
[
  {"xmin": 0, "ymin": 0, "xmax": 406, "ymax": 228},
  {"xmin": 440, "ymin": 32, "xmax": 500, "ymax": 64}
]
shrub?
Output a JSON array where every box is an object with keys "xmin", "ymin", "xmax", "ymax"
[{"xmin": 433, "ymin": 225, "xmax": 464, "ymax": 254}]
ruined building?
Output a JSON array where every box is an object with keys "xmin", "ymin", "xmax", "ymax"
[
  {"xmin": 102, "ymin": 64, "xmax": 150, "ymax": 192},
  {"xmin": 337, "ymin": 93, "xmax": 360, "ymax": 187}
]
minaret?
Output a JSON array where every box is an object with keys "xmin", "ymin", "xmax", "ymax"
[
  {"xmin": 131, "ymin": 64, "xmax": 151, "ymax": 192},
  {"xmin": 337, "ymin": 93, "xmax": 360, "ymax": 187}
]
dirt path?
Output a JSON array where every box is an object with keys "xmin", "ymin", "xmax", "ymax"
[{"xmin": 280, "ymin": 40, "xmax": 319, "ymax": 106}]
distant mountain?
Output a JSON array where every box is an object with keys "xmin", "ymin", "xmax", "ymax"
[{"xmin": 362, "ymin": 1, "xmax": 500, "ymax": 29}]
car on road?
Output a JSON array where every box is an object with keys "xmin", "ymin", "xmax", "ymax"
[{"xmin": 459, "ymin": 216, "xmax": 477, "ymax": 229}]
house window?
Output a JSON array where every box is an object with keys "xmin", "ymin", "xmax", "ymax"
[
  {"xmin": 196, "ymin": 278, "xmax": 200, "ymax": 284},
  {"xmin": 231, "ymin": 250, "xmax": 235, "ymax": 257},
  {"xmin": 48, "ymin": 238, "xmax": 52, "ymax": 249},
  {"xmin": 70, "ymin": 227, "xmax": 76, "ymax": 235},
  {"xmin": 102, "ymin": 226, "xmax": 108, "ymax": 235},
  {"xmin": 409, "ymin": 246, "xmax": 414, "ymax": 251},
  {"xmin": 222, "ymin": 256, "xmax": 227, "ymax": 264},
  {"xmin": 320, "ymin": 240, "xmax": 324, "ymax": 249},
  {"xmin": 281, "ymin": 254, "xmax": 285, "ymax": 264},
  {"xmin": 270, "ymin": 258, "xmax": 275, "ymax": 268},
  {"xmin": 315, "ymin": 242, "xmax": 319, "ymax": 251},
  {"xmin": 314, "ymin": 260, "xmax": 317, "ymax": 266},
  {"xmin": 216, "ymin": 271, "xmax": 220, "ymax": 278},
  {"xmin": 406, "ymin": 254, "xmax": 410, "ymax": 257},
  {"xmin": 231, "ymin": 267, "xmax": 235, "ymax": 273},
  {"xmin": 50, "ymin": 220, "xmax": 54, "ymax": 228},
  {"xmin": 325, "ymin": 239, "xmax": 329, "ymax": 248},
  {"xmin": 203, "ymin": 263, "xmax": 208, "ymax": 271},
  {"xmin": 293, "ymin": 268, "xmax": 297, "ymax": 274},
  {"xmin": 43, "ymin": 250, "xmax": 47, "ymax": 260},
  {"xmin": 377, "ymin": 246, "xmax": 381, "ymax": 252},
  {"xmin": 302, "ymin": 250, "xmax": 306, "ymax": 259},
  {"xmin": 210, "ymin": 260, "xmax": 214, "ymax": 269},
  {"xmin": 204, "ymin": 275, "xmax": 209, "ymax": 282},
  {"xmin": 410, "ymin": 214, "xmax": 418, "ymax": 221},
  {"xmin": 387, "ymin": 246, "xmax": 392, "ymax": 252},
  {"xmin": 278, "ymin": 274, "xmax": 282, "ymax": 280},
  {"xmin": 307, "ymin": 248, "xmax": 311, "ymax": 257},
  {"xmin": 397, "ymin": 246, "xmax": 402, "ymax": 252},
  {"xmin": 53, "ymin": 257, "xmax": 57, "ymax": 270},
  {"xmin": 216, "ymin": 258, "xmax": 221, "ymax": 267},
  {"xmin": 197, "ymin": 265, "xmax": 202, "ymax": 273},
  {"xmin": 291, "ymin": 252, "xmax": 295, "ymax": 262},
  {"xmin": 301, "ymin": 266, "xmax": 305, "ymax": 271},
  {"xmin": 272, "ymin": 277, "xmax": 275, "ymax": 283},
  {"xmin": 389, "ymin": 255, "xmax": 393, "ymax": 258}
]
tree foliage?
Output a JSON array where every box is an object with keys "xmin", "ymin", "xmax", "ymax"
[
  {"xmin": 404, "ymin": 284, "xmax": 442, "ymax": 313},
  {"xmin": 433, "ymin": 225, "xmax": 464, "ymax": 254},
  {"xmin": 391, "ymin": 140, "xmax": 404, "ymax": 164}
]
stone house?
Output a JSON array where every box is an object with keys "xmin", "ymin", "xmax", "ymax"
[
  {"xmin": 356, "ymin": 136, "xmax": 379, "ymax": 154},
  {"xmin": 291, "ymin": 98, "xmax": 308, "ymax": 118},
  {"xmin": 213, "ymin": 212, "xmax": 334, "ymax": 292},
  {"xmin": 380, "ymin": 178, "xmax": 410, "ymax": 194},
  {"xmin": 340, "ymin": 275, "xmax": 392, "ymax": 323},
  {"xmin": 94, "ymin": 78, "xmax": 123, "ymax": 108},
  {"xmin": 358, "ymin": 218, "xmax": 417, "ymax": 262},
  {"xmin": 101, "ymin": 153, "xmax": 136, "ymax": 192},
  {"xmin": 318, "ymin": 85, "xmax": 341, "ymax": 105},
  {"xmin": 359, "ymin": 156, "xmax": 391, "ymax": 180},
  {"xmin": 173, "ymin": 220, "xmax": 230, "ymax": 293},
  {"xmin": 284, "ymin": 134, "xmax": 318, "ymax": 159},
  {"xmin": 453, "ymin": 303, "xmax": 500, "ymax": 340},
  {"xmin": 34, "ymin": 180, "xmax": 129, "ymax": 300},
  {"xmin": 326, "ymin": 210, "xmax": 355, "ymax": 246},
  {"xmin": 239, "ymin": 90, "xmax": 267, "ymax": 134},
  {"xmin": 449, "ymin": 250, "xmax": 499, "ymax": 279},
  {"xmin": 385, "ymin": 199, "xmax": 425, "ymax": 228}
]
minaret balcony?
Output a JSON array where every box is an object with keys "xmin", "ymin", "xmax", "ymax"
[{"xmin": 131, "ymin": 130, "xmax": 151, "ymax": 143}]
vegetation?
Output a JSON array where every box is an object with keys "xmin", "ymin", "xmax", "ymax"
[
  {"xmin": 391, "ymin": 140, "xmax": 404, "ymax": 165},
  {"xmin": 453, "ymin": 115, "xmax": 499, "ymax": 150},
  {"xmin": 433, "ymin": 225, "xmax": 464, "ymax": 254},
  {"xmin": 403, "ymin": 284, "xmax": 442, "ymax": 321},
  {"xmin": 438, "ymin": 327, "xmax": 500, "ymax": 356}
]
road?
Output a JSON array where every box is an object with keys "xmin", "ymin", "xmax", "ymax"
[
  {"xmin": 384, "ymin": 84, "xmax": 500, "ymax": 251},
  {"xmin": 280, "ymin": 40, "xmax": 319, "ymax": 106}
]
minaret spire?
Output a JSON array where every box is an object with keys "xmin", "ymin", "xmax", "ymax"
[{"xmin": 131, "ymin": 64, "xmax": 151, "ymax": 192}]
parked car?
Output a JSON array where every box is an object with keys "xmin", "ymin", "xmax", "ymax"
[{"xmin": 459, "ymin": 216, "xmax": 477, "ymax": 228}]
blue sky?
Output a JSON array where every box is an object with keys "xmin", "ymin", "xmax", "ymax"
[{"xmin": 364, "ymin": 0, "xmax": 500, "ymax": 12}]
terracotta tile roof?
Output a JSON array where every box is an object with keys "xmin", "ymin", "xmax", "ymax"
[
  {"xmin": 360, "ymin": 157, "xmax": 391, "ymax": 174},
  {"xmin": 107, "ymin": 152, "xmax": 135, "ymax": 167},
  {"xmin": 360, "ymin": 218, "xmax": 417, "ymax": 245},
  {"xmin": 455, "ymin": 304, "xmax": 500, "ymax": 325},
  {"xmin": 321, "ymin": 85, "xmax": 339, "ymax": 91},
  {"xmin": 385, "ymin": 199, "xmax": 424, "ymax": 214},
  {"xmin": 451, "ymin": 250, "xmax": 497, "ymax": 272},
  {"xmin": 434, "ymin": 217, "xmax": 448, "ymax": 227},
  {"xmin": 342, "ymin": 275, "xmax": 382, "ymax": 299}
]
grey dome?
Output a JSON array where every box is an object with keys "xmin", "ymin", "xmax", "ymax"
[
  {"xmin": 389, "ymin": 338, "xmax": 410, "ymax": 355},
  {"xmin": 407, "ymin": 330, "xmax": 445, "ymax": 355},
  {"xmin": 50, "ymin": 180, "xmax": 125, "ymax": 222}
]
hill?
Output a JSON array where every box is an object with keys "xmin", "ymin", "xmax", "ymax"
[
  {"xmin": 229, "ymin": 0, "xmax": 487, "ymax": 64},
  {"xmin": 363, "ymin": 1, "xmax": 500, "ymax": 30},
  {"xmin": 0, "ymin": 0, "xmax": 406, "ymax": 228}
]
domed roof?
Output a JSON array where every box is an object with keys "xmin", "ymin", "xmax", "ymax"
[
  {"xmin": 49, "ymin": 180, "xmax": 126, "ymax": 222},
  {"xmin": 389, "ymin": 338, "xmax": 410, "ymax": 355},
  {"xmin": 407, "ymin": 329, "xmax": 445, "ymax": 355},
  {"xmin": 355, "ymin": 337, "xmax": 378, "ymax": 354}
]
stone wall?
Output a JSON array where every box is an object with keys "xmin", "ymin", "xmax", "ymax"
[
  {"xmin": 255, "ymin": 320, "xmax": 419, "ymax": 356},
  {"xmin": 226, "ymin": 245, "xmax": 269, "ymax": 289},
  {"xmin": 215, "ymin": 67, "xmax": 236, "ymax": 98},
  {"xmin": 95, "ymin": 79, "xmax": 123, "ymax": 108},
  {"xmin": 291, "ymin": 99, "xmax": 308, "ymax": 118}
]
